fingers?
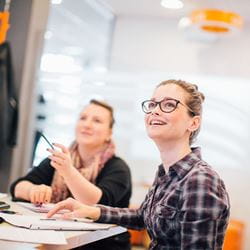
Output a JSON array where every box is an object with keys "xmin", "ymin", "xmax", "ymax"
[
  {"xmin": 30, "ymin": 186, "xmax": 40, "ymax": 204},
  {"xmin": 38, "ymin": 189, "xmax": 46, "ymax": 204},
  {"xmin": 62, "ymin": 212, "xmax": 75, "ymax": 220},
  {"xmin": 46, "ymin": 198, "xmax": 96, "ymax": 220},
  {"xmin": 49, "ymin": 156, "xmax": 64, "ymax": 166},
  {"xmin": 52, "ymin": 143, "xmax": 69, "ymax": 154},
  {"xmin": 29, "ymin": 185, "xmax": 52, "ymax": 205},
  {"xmin": 47, "ymin": 144, "xmax": 70, "ymax": 168},
  {"xmin": 47, "ymin": 149, "xmax": 67, "ymax": 169},
  {"xmin": 30, "ymin": 189, "xmax": 39, "ymax": 204},
  {"xmin": 45, "ymin": 187, "xmax": 52, "ymax": 203},
  {"xmin": 47, "ymin": 145, "xmax": 73, "ymax": 176},
  {"xmin": 47, "ymin": 199, "xmax": 72, "ymax": 218},
  {"xmin": 47, "ymin": 149, "xmax": 66, "ymax": 159}
]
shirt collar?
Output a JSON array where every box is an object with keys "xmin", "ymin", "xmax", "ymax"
[{"xmin": 158, "ymin": 147, "xmax": 202, "ymax": 180}]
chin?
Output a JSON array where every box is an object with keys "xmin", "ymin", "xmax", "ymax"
[
  {"xmin": 77, "ymin": 139, "xmax": 93, "ymax": 146},
  {"xmin": 147, "ymin": 130, "xmax": 162, "ymax": 140}
]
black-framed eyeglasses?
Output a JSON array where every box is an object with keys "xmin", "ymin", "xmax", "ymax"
[{"xmin": 141, "ymin": 98, "xmax": 195, "ymax": 115}]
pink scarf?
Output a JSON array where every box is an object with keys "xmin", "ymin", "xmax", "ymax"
[{"xmin": 50, "ymin": 141, "xmax": 115, "ymax": 203}]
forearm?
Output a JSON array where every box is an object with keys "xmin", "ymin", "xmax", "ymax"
[
  {"xmin": 14, "ymin": 181, "xmax": 34, "ymax": 201},
  {"xmin": 97, "ymin": 206, "xmax": 145, "ymax": 230},
  {"xmin": 62, "ymin": 167, "xmax": 102, "ymax": 205}
]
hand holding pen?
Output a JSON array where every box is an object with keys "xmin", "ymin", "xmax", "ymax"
[
  {"xmin": 39, "ymin": 132, "xmax": 73, "ymax": 176},
  {"xmin": 47, "ymin": 143, "xmax": 74, "ymax": 177}
]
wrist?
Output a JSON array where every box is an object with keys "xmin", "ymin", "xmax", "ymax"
[
  {"xmin": 88, "ymin": 206, "xmax": 101, "ymax": 221},
  {"xmin": 60, "ymin": 164, "xmax": 75, "ymax": 178}
]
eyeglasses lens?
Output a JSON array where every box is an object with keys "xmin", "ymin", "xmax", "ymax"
[{"xmin": 142, "ymin": 99, "xmax": 178, "ymax": 113}]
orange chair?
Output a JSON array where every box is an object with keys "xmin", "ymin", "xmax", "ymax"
[
  {"xmin": 128, "ymin": 228, "xmax": 150, "ymax": 248},
  {"xmin": 128, "ymin": 203, "xmax": 146, "ymax": 246},
  {"xmin": 128, "ymin": 229, "xmax": 145, "ymax": 246},
  {"xmin": 129, "ymin": 219, "xmax": 245, "ymax": 249},
  {"xmin": 223, "ymin": 219, "xmax": 245, "ymax": 250},
  {"xmin": 130, "ymin": 220, "xmax": 246, "ymax": 249}
]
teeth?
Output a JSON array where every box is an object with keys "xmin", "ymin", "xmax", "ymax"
[{"xmin": 150, "ymin": 121, "xmax": 165, "ymax": 125}]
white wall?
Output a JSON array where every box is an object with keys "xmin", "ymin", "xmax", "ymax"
[
  {"xmin": 110, "ymin": 17, "xmax": 250, "ymax": 78},
  {"xmin": 109, "ymin": 16, "xmax": 250, "ymax": 249}
]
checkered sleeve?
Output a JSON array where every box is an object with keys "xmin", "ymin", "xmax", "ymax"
[
  {"xmin": 96, "ymin": 205, "xmax": 145, "ymax": 230},
  {"xmin": 180, "ymin": 167, "xmax": 230, "ymax": 249},
  {"xmin": 96, "ymin": 170, "xmax": 160, "ymax": 231}
]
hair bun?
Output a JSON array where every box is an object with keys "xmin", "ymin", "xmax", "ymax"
[{"xmin": 193, "ymin": 84, "xmax": 198, "ymax": 91}]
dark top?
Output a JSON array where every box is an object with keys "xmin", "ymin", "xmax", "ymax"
[
  {"xmin": 10, "ymin": 155, "xmax": 131, "ymax": 208},
  {"xmin": 10, "ymin": 155, "xmax": 132, "ymax": 250},
  {"xmin": 97, "ymin": 147, "xmax": 230, "ymax": 250}
]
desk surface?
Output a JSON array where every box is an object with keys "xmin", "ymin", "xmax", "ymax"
[{"xmin": 0, "ymin": 196, "xmax": 126, "ymax": 250}]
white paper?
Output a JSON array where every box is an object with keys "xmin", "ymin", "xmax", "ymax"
[
  {"xmin": 0, "ymin": 193, "xmax": 7, "ymax": 199},
  {"xmin": 1, "ymin": 213, "xmax": 115, "ymax": 231},
  {"xmin": 0, "ymin": 227, "xmax": 67, "ymax": 244},
  {"xmin": 16, "ymin": 202, "xmax": 69, "ymax": 213}
]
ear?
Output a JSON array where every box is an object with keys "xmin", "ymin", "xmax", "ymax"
[{"xmin": 187, "ymin": 116, "xmax": 201, "ymax": 133}]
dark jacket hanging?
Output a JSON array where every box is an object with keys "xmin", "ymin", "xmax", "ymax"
[{"xmin": 0, "ymin": 41, "xmax": 18, "ymax": 147}]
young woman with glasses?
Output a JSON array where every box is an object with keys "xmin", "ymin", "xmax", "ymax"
[
  {"xmin": 10, "ymin": 99, "xmax": 132, "ymax": 250},
  {"xmin": 47, "ymin": 80, "xmax": 230, "ymax": 249}
]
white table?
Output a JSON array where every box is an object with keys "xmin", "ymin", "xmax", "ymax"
[{"xmin": 0, "ymin": 196, "xmax": 126, "ymax": 250}]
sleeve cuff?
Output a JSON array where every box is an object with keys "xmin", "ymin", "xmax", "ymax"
[{"xmin": 94, "ymin": 204, "xmax": 109, "ymax": 223}]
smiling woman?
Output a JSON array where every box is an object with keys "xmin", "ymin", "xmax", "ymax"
[
  {"xmin": 10, "ymin": 99, "xmax": 132, "ymax": 250},
  {"xmin": 46, "ymin": 79, "xmax": 230, "ymax": 250}
]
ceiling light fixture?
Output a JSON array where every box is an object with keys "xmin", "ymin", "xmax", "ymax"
[
  {"xmin": 190, "ymin": 9, "xmax": 243, "ymax": 33},
  {"xmin": 161, "ymin": 0, "xmax": 183, "ymax": 10}
]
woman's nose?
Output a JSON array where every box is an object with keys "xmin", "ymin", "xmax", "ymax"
[
  {"xmin": 151, "ymin": 103, "xmax": 161, "ymax": 115},
  {"xmin": 82, "ymin": 119, "xmax": 92, "ymax": 127}
]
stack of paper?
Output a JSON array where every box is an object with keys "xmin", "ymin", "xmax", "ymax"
[
  {"xmin": 0, "ymin": 227, "xmax": 67, "ymax": 244},
  {"xmin": 0, "ymin": 213, "xmax": 115, "ymax": 231}
]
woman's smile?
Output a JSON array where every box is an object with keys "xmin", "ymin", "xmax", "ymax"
[
  {"xmin": 80, "ymin": 130, "xmax": 93, "ymax": 136},
  {"xmin": 149, "ymin": 118, "xmax": 167, "ymax": 126}
]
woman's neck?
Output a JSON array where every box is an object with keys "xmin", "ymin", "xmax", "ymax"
[
  {"xmin": 156, "ymin": 140, "xmax": 191, "ymax": 172},
  {"xmin": 78, "ymin": 144, "xmax": 106, "ymax": 163}
]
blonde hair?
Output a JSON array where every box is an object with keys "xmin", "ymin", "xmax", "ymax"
[
  {"xmin": 157, "ymin": 79, "xmax": 205, "ymax": 145},
  {"xmin": 89, "ymin": 99, "xmax": 115, "ymax": 129}
]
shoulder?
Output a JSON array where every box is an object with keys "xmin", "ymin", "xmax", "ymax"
[
  {"xmin": 105, "ymin": 155, "xmax": 130, "ymax": 169},
  {"xmin": 185, "ymin": 160, "xmax": 227, "ymax": 195},
  {"xmin": 101, "ymin": 155, "xmax": 131, "ymax": 175},
  {"xmin": 190, "ymin": 160, "xmax": 221, "ymax": 181}
]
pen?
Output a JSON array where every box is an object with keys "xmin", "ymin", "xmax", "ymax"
[
  {"xmin": 39, "ymin": 131, "xmax": 55, "ymax": 150},
  {"xmin": 40, "ymin": 218, "xmax": 56, "ymax": 221},
  {"xmin": 0, "ymin": 210, "xmax": 17, "ymax": 214}
]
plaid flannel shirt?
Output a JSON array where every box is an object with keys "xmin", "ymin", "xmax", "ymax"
[{"xmin": 97, "ymin": 147, "xmax": 230, "ymax": 250}]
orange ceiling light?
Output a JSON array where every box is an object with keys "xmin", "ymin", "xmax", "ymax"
[{"xmin": 190, "ymin": 9, "xmax": 243, "ymax": 33}]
